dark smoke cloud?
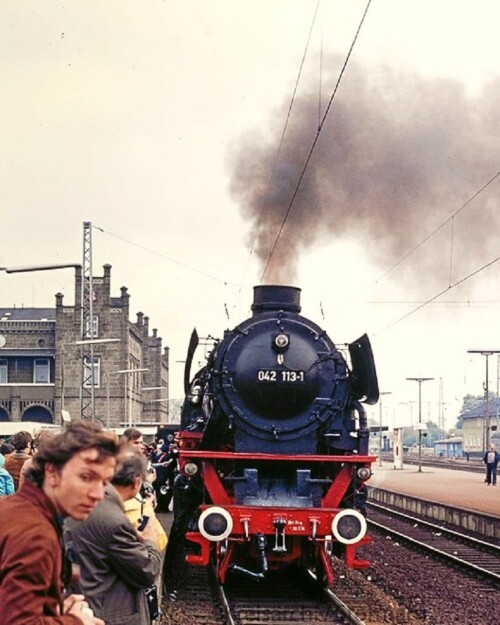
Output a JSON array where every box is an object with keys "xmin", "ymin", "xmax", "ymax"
[{"xmin": 228, "ymin": 57, "xmax": 500, "ymax": 291}]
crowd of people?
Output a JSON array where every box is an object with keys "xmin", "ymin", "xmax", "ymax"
[
  {"xmin": 0, "ymin": 422, "xmax": 179, "ymax": 625},
  {"xmin": 2, "ymin": 419, "xmax": 499, "ymax": 624}
]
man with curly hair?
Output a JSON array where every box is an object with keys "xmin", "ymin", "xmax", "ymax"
[{"xmin": 0, "ymin": 420, "xmax": 119, "ymax": 625}]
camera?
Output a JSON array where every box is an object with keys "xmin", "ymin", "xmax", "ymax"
[{"xmin": 140, "ymin": 481, "xmax": 155, "ymax": 500}]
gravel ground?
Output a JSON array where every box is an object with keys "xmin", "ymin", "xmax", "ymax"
[
  {"xmin": 159, "ymin": 528, "xmax": 499, "ymax": 624},
  {"xmin": 333, "ymin": 556, "xmax": 426, "ymax": 625},
  {"xmin": 342, "ymin": 532, "xmax": 500, "ymax": 625}
]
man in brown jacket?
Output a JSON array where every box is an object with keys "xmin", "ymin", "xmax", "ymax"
[{"xmin": 0, "ymin": 421, "xmax": 119, "ymax": 625}]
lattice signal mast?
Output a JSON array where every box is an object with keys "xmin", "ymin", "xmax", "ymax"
[{"xmin": 80, "ymin": 221, "xmax": 95, "ymax": 420}]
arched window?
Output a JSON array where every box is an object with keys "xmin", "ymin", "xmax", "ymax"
[{"xmin": 21, "ymin": 406, "xmax": 53, "ymax": 424}]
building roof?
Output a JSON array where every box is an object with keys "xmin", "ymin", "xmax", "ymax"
[
  {"xmin": 434, "ymin": 437, "xmax": 463, "ymax": 444},
  {"xmin": 0, "ymin": 308, "xmax": 55, "ymax": 322},
  {"xmin": 459, "ymin": 398, "xmax": 500, "ymax": 420}
]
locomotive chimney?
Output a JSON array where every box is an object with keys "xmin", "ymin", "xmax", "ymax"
[{"xmin": 251, "ymin": 285, "xmax": 301, "ymax": 315}]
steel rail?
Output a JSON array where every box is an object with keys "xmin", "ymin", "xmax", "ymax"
[{"xmin": 368, "ymin": 507, "xmax": 500, "ymax": 583}]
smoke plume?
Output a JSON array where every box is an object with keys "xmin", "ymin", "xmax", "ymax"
[{"xmin": 228, "ymin": 57, "xmax": 500, "ymax": 290}]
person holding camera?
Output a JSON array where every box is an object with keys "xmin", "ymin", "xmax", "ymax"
[
  {"xmin": 0, "ymin": 420, "xmax": 119, "ymax": 625},
  {"xmin": 66, "ymin": 448, "xmax": 162, "ymax": 625},
  {"xmin": 122, "ymin": 426, "xmax": 158, "ymax": 506}
]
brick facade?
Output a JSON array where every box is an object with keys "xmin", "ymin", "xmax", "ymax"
[{"xmin": 0, "ymin": 264, "xmax": 169, "ymax": 428}]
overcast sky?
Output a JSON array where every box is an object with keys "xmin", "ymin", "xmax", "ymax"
[{"xmin": 2, "ymin": 1, "xmax": 500, "ymax": 429}]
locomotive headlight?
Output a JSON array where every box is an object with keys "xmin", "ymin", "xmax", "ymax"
[
  {"xmin": 274, "ymin": 333, "xmax": 289, "ymax": 349},
  {"xmin": 189, "ymin": 383, "xmax": 202, "ymax": 404},
  {"xmin": 357, "ymin": 466, "xmax": 372, "ymax": 481},
  {"xmin": 183, "ymin": 462, "xmax": 198, "ymax": 476},
  {"xmin": 331, "ymin": 509, "xmax": 367, "ymax": 545},
  {"xmin": 198, "ymin": 506, "xmax": 233, "ymax": 542}
]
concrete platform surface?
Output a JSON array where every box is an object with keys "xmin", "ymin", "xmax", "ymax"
[{"xmin": 369, "ymin": 462, "xmax": 500, "ymax": 517}]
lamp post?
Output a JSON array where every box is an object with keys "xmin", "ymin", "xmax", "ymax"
[
  {"xmin": 106, "ymin": 368, "xmax": 148, "ymax": 429},
  {"xmin": 379, "ymin": 392, "xmax": 392, "ymax": 466},
  {"xmin": 73, "ymin": 338, "xmax": 120, "ymax": 421},
  {"xmin": 467, "ymin": 349, "xmax": 500, "ymax": 451},
  {"xmin": 406, "ymin": 377, "xmax": 434, "ymax": 472},
  {"xmin": 143, "ymin": 386, "xmax": 168, "ymax": 423},
  {"xmin": 146, "ymin": 397, "xmax": 180, "ymax": 425},
  {"xmin": 1, "ymin": 263, "xmax": 81, "ymax": 274},
  {"xmin": 0, "ymin": 263, "xmax": 92, "ymax": 417},
  {"xmin": 61, "ymin": 338, "xmax": 120, "ymax": 420}
]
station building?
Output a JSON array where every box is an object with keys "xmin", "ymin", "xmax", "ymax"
[
  {"xmin": 0, "ymin": 264, "xmax": 169, "ymax": 430},
  {"xmin": 433, "ymin": 436, "xmax": 463, "ymax": 458},
  {"xmin": 459, "ymin": 398, "xmax": 500, "ymax": 457}
]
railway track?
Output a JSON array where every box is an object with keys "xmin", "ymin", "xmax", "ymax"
[
  {"xmin": 161, "ymin": 529, "xmax": 383, "ymax": 625},
  {"xmin": 380, "ymin": 453, "xmax": 485, "ymax": 473},
  {"xmin": 220, "ymin": 567, "xmax": 367, "ymax": 625},
  {"xmin": 160, "ymin": 494, "xmax": 500, "ymax": 625},
  {"xmin": 367, "ymin": 501, "xmax": 500, "ymax": 582}
]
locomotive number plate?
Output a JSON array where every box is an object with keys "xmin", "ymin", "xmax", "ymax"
[{"xmin": 257, "ymin": 369, "xmax": 305, "ymax": 383}]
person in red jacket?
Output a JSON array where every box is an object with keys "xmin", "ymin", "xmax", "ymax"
[{"xmin": 0, "ymin": 420, "xmax": 119, "ymax": 625}]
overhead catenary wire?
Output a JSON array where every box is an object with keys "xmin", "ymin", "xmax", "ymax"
[
  {"xmin": 240, "ymin": 0, "xmax": 321, "ymax": 290},
  {"xmin": 365, "ymin": 169, "xmax": 500, "ymax": 335},
  {"xmin": 260, "ymin": 0, "xmax": 373, "ymax": 283},
  {"xmin": 92, "ymin": 225, "xmax": 245, "ymax": 289},
  {"xmin": 374, "ymin": 252, "xmax": 500, "ymax": 335},
  {"xmin": 369, "ymin": 168, "xmax": 500, "ymax": 289},
  {"xmin": 317, "ymin": 1, "xmax": 324, "ymax": 130}
]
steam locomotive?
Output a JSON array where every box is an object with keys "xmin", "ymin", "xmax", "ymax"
[{"xmin": 174, "ymin": 285, "xmax": 379, "ymax": 585}]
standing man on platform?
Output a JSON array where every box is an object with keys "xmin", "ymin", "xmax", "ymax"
[{"xmin": 483, "ymin": 444, "xmax": 500, "ymax": 485}]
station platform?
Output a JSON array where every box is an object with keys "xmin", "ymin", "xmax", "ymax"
[{"xmin": 369, "ymin": 461, "xmax": 500, "ymax": 518}]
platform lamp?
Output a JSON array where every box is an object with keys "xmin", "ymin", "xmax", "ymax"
[
  {"xmin": 379, "ymin": 392, "xmax": 392, "ymax": 466},
  {"xmin": 63, "ymin": 338, "xmax": 121, "ymax": 421},
  {"xmin": 0, "ymin": 263, "xmax": 86, "ymax": 416},
  {"xmin": 143, "ymin": 386, "xmax": 169, "ymax": 423},
  {"xmin": 406, "ymin": 377, "xmax": 434, "ymax": 472},
  {"xmin": 106, "ymin": 368, "xmax": 148, "ymax": 429},
  {"xmin": 467, "ymin": 349, "xmax": 500, "ymax": 451},
  {"xmin": 1, "ymin": 263, "xmax": 81, "ymax": 274}
]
